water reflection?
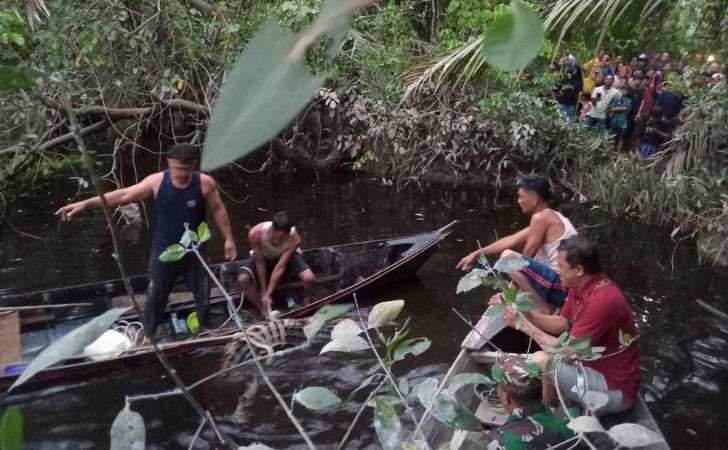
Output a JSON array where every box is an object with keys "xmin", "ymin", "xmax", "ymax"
[{"xmin": 1, "ymin": 173, "xmax": 727, "ymax": 448}]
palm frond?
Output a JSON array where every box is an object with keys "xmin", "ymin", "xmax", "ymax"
[
  {"xmin": 23, "ymin": 0, "xmax": 50, "ymax": 29},
  {"xmin": 544, "ymin": 0, "xmax": 669, "ymax": 55},
  {"xmin": 400, "ymin": 36, "xmax": 485, "ymax": 102}
]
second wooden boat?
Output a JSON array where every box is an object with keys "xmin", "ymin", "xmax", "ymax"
[{"xmin": 0, "ymin": 222, "xmax": 456, "ymax": 393}]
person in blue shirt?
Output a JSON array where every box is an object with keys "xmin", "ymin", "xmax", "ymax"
[{"xmin": 55, "ymin": 144, "xmax": 238, "ymax": 335}]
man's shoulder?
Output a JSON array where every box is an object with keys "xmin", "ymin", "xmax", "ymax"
[
  {"xmin": 199, "ymin": 173, "xmax": 217, "ymax": 190},
  {"xmin": 144, "ymin": 172, "xmax": 164, "ymax": 189},
  {"xmin": 588, "ymin": 278, "xmax": 627, "ymax": 306}
]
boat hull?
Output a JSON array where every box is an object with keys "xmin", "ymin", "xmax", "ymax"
[{"xmin": 0, "ymin": 222, "xmax": 456, "ymax": 393}]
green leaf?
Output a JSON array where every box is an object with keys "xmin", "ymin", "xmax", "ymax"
[
  {"xmin": 0, "ymin": 406, "xmax": 23, "ymax": 450},
  {"xmin": 303, "ymin": 303, "xmax": 353, "ymax": 340},
  {"xmin": 385, "ymin": 318, "xmax": 410, "ymax": 356},
  {"xmin": 504, "ymin": 287, "xmax": 517, "ymax": 303},
  {"xmin": 196, "ymin": 222, "xmax": 211, "ymax": 243},
  {"xmin": 110, "ymin": 403, "xmax": 145, "ymax": 450},
  {"xmin": 493, "ymin": 253, "xmax": 529, "ymax": 273},
  {"xmin": 567, "ymin": 415, "xmax": 604, "ymax": 433},
  {"xmin": 398, "ymin": 377, "xmax": 409, "ymax": 396},
  {"xmin": 293, "ymin": 386, "xmax": 341, "ymax": 410},
  {"xmin": 320, "ymin": 335, "xmax": 369, "ymax": 354},
  {"xmin": 373, "ymin": 398, "xmax": 402, "ymax": 450},
  {"xmin": 10, "ymin": 308, "xmax": 128, "ymax": 390},
  {"xmin": 514, "ymin": 292, "xmax": 535, "ymax": 312},
  {"xmin": 582, "ymin": 391, "xmax": 609, "ymax": 412},
  {"xmin": 481, "ymin": 0, "xmax": 545, "ymax": 72},
  {"xmin": 607, "ymin": 423, "xmax": 665, "ymax": 447},
  {"xmin": 392, "ymin": 337, "xmax": 431, "ymax": 362},
  {"xmin": 557, "ymin": 332, "xmax": 570, "ymax": 344},
  {"xmin": 456, "ymin": 269, "xmax": 490, "ymax": 294},
  {"xmin": 180, "ymin": 228, "xmax": 199, "ymax": 248},
  {"xmin": 330, "ymin": 318, "xmax": 363, "ymax": 340},
  {"xmin": 433, "ymin": 395, "xmax": 483, "ymax": 431},
  {"xmin": 349, "ymin": 373, "xmax": 381, "ymax": 398},
  {"xmin": 485, "ymin": 304, "xmax": 506, "ymax": 316},
  {"xmin": 414, "ymin": 377, "xmax": 439, "ymax": 409},
  {"xmin": 201, "ymin": 19, "xmax": 326, "ymax": 171},
  {"xmin": 368, "ymin": 299, "xmax": 405, "ymax": 329},
  {"xmin": 491, "ymin": 364, "xmax": 506, "ymax": 384},
  {"xmin": 525, "ymin": 361, "xmax": 541, "ymax": 375},
  {"xmin": 446, "ymin": 372, "xmax": 493, "ymax": 395},
  {"xmin": 158, "ymin": 244, "xmax": 186, "ymax": 262},
  {"xmin": 570, "ymin": 336, "xmax": 592, "ymax": 351},
  {"xmin": 546, "ymin": 355, "xmax": 561, "ymax": 370}
]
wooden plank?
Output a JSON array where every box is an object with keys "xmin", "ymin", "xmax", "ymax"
[
  {"xmin": 110, "ymin": 291, "xmax": 192, "ymax": 309},
  {"xmin": 0, "ymin": 312, "xmax": 22, "ymax": 367},
  {"xmin": 0, "ymin": 302, "xmax": 94, "ymax": 312}
]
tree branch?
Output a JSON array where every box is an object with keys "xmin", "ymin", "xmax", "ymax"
[{"xmin": 75, "ymin": 98, "xmax": 208, "ymax": 118}]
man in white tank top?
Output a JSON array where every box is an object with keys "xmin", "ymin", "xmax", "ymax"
[
  {"xmin": 455, "ymin": 175, "xmax": 577, "ymax": 311},
  {"xmin": 238, "ymin": 211, "xmax": 316, "ymax": 318}
]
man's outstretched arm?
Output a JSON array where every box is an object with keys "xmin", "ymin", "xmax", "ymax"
[
  {"xmin": 455, "ymin": 227, "xmax": 530, "ymax": 270},
  {"xmin": 55, "ymin": 174, "xmax": 158, "ymax": 221}
]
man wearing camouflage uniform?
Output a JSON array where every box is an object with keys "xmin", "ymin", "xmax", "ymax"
[{"xmin": 486, "ymin": 355, "xmax": 575, "ymax": 450}]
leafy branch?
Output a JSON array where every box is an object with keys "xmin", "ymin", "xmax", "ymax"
[
  {"xmin": 291, "ymin": 297, "xmax": 496, "ymax": 449},
  {"xmin": 457, "ymin": 252, "xmax": 536, "ymax": 328}
]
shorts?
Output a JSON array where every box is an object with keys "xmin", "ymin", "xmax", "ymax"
[
  {"xmin": 555, "ymin": 361, "xmax": 631, "ymax": 416},
  {"xmin": 521, "ymin": 257, "xmax": 567, "ymax": 307},
  {"xmin": 238, "ymin": 252, "xmax": 310, "ymax": 287}
]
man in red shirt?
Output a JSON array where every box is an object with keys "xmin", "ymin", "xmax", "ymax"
[{"xmin": 502, "ymin": 235, "xmax": 640, "ymax": 415}]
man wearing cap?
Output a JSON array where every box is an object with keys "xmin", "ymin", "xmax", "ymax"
[
  {"xmin": 55, "ymin": 143, "xmax": 238, "ymax": 334},
  {"xmin": 456, "ymin": 175, "xmax": 577, "ymax": 312},
  {"xmin": 484, "ymin": 355, "xmax": 576, "ymax": 449}
]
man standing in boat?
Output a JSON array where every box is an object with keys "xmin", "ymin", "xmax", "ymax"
[
  {"xmin": 237, "ymin": 211, "xmax": 316, "ymax": 318},
  {"xmin": 456, "ymin": 175, "xmax": 577, "ymax": 311},
  {"xmin": 503, "ymin": 236, "xmax": 640, "ymax": 415},
  {"xmin": 55, "ymin": 143, "xmax": 237, "ymax": 334}
]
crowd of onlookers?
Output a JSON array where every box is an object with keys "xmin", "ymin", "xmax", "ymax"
[{"xmin": 551, "ymin": 50, "xmax": 725, "ymax": 156}]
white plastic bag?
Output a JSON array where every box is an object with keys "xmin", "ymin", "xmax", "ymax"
[{"xmin": 83, "ymin": 329, "xmax": 133, "ymax": 361}]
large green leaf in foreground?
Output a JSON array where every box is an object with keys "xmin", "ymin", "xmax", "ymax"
[
  {"xmin": 9, "ymin": 307, "xmax": 128, "ymax": 390},
  {"xmin": 201, "ymin": 19, "xmax": 326, "ymax": 171},
  {"xmin": 481, "ymin": 0, "xmax": 544, "ymax": 72}
]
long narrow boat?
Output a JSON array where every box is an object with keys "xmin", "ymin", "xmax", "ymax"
[
  {"xmin": 420, "ymin": 310, "xmax": 670, "ymax": 450},
  {"xmin": 0, "ymin": 222, "xmax": 456, "ymax": 393}
]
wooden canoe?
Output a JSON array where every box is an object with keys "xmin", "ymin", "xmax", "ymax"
[
  {"xmin": 419, "ymin": 310, "xmax": 670, "ymax": 450},
  {"xmin": 0, "ymin": 222, "xmax": 456, "ymax": 392}
]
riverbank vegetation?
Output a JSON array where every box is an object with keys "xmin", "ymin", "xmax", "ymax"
[{"xmin": 1, "ymin": 0, "xmax": 726, "ymax": 264}]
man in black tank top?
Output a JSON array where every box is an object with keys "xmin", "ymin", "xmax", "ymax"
[{"xmin": 55, "ymin": 144, "xmax": 237, "ymax": 335}]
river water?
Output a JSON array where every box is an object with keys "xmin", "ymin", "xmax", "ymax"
[{"xmin": 1, "ymin": 170, "xmax": 727, "ymax": 449}]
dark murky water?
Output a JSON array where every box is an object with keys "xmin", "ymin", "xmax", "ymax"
[{"xmin": 1, "ymin": 170, "xmax": 727, "ymax": 449}]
